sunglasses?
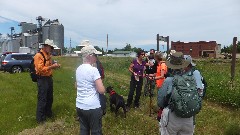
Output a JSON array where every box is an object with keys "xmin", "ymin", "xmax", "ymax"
[{"xmin": 141, "ymin": 54, "xmax": 145, "ymax": 56}]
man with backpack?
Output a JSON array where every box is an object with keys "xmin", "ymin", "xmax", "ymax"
[
  {"xmin": 34, "ymin": 39, "xmax": 61, "ymax": 123},
  {"xmin": 157, "ymin": 52, "xmax": 202, "ymax": 135}
]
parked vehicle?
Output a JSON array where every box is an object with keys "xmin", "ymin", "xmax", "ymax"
[{"xmin": 1, "ymin": 53, "xmax": 34, "ymax": 73}]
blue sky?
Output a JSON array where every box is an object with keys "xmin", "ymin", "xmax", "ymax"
[{"xmin": 0, "ymin": 0, "xmax": 240, "ymax": 51}]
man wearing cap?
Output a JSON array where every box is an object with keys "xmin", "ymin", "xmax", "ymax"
[
  {"xmin": 34, "ymin": 39, "xmax": 61, "ymax": 123},
  {"xmin": 75, "ymin": 45, "xmax": 105, "ymax": 134},
  {"xmin": 157, "ymin": 52, "xmax": 194, "ymax": 135},
  {"xmin": 184, "ymin": 55, "xmax": 204, "ymax": 97}
]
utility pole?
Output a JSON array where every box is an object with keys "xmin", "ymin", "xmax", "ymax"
[
  {"xmin": 106, "ymin": 34, "xmax": 108, "ymax": 54},
  {"xmin": 166, "ymin": 36, "xmax": 169, "ymax": 58},
  {"xmin": 157, "ymin": 34, "xmax": 159, "ymax": 51},
  {"xmin": 70, "ymin": 38, "xmax": 72, "ymax": 56}
]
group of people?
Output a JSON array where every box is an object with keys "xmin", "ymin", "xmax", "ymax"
[
  {"xmin": 125, "ymin": 49, "xmax": 205, "ymax": 135},
  {"xmin": 126, "ymin": 49, "xmax": 167, "ymax": 110},
  {"xmin": 33, "ymin": 40, "xmax": 205, "ymax": 134}
]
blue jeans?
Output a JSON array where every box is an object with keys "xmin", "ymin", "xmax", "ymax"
[{"xmin": 76, "ymin": 107, "xmax": 103, "ymax": 135}]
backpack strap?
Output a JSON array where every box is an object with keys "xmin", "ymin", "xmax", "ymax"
[{"xmin": 39, "ymin": 52, "xmax": 46, "ymax": 66}]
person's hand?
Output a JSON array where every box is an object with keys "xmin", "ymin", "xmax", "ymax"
[
  {"xmin": 133, "ymin": 72, "xmax": 137, "ymax": 76},
  {"xmin": 52, "ymin": 63, "xmax": 60, "ymax": 69}
]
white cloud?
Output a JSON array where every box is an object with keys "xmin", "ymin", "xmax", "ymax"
[
  {"xmin": 0, "ymin": 17, "xmax": 8, "ymax": 23},
  {"xmin": 0, "ymin": 0, "xmax": 240, "ymax": 50}
]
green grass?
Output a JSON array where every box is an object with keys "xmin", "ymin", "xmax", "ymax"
[{"xmin": 0, "ymin": 56, "xmax": 240, "ymax": 135}]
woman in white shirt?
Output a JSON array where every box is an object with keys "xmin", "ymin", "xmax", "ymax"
[{"xmin": 75, "ymin": 45, "xmax": 105, "ymax": 135}]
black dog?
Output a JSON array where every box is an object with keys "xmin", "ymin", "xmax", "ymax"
[{"xmin": 106, "ymin": 86, "xmax": 127, "ymax": 118}]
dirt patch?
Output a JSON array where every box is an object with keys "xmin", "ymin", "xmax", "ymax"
[{"xmin": 18, "ymin": 120, "xmax": 78, "ymax": 135}]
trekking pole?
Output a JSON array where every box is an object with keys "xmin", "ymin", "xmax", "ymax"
[{"xmin": 149, "ymin": 79, "xmax": 152, "ymax": 117}]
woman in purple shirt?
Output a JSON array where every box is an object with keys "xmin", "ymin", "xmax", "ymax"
[{"xmin": 126, "ymin": 50, "xmax": 149, "ymax": 110}]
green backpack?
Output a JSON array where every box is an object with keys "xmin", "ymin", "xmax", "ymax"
[{"xmin": 169, "ymin": 72, "xmax": 202, "ymax": 118}]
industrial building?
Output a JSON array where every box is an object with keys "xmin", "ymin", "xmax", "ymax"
[
  {"xmin": 0, "ymin": 16, "xmax": 64, "ymax": 55},
  {"xmin": 171, "ymin": 41, "xmax": 221, "ymax": 58}
]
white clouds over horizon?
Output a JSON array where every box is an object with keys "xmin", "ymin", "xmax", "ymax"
[{"xmin": 0, "ymin": 0, "xmax": 239, "ymax": 50}]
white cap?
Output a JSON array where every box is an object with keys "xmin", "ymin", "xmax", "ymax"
[
  {"xmin": 184, "ymin": 55, "xmax": 196, "ymax": 66},
  {"xmin": 80, "ymin": 45, "xmax": 97, "ymax": 57}
]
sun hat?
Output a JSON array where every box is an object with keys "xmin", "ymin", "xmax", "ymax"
[
  {"xmin": 80, "ymin": 45, "xmax": 97, "ymax": 57},
  {"xmin": 166, "ymin": 52, "xmax": 190, "ymax": 69},
  {"xmin": 41, "ymin": 39, "xmax": 56, "ymax": 49},
  {"xmin": 184, "ymin": 55, "xmax": 196, "ymax": 66}
]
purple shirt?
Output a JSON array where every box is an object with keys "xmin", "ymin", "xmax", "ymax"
[{"xmin": 132, "ymin": 59, "xmax": 146, "ymax": 76}]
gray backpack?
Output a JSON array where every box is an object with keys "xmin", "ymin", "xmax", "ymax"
[{"xmin": 169, "ymin": 72, "xmax": 202, "ymax": 118}]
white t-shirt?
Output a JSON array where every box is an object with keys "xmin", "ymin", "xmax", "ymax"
[{"xmin": 76, "ymin": 64, "xmax": 101, "ymax": 110}]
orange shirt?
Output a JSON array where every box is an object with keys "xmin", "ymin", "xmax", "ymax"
[
  {"xmin": 156, "ymin": 61, "xmax": 167, "ymax": 88},
  {"xmin": 34, "ymin": 49, "xmax": 53, "ymax": 76}
]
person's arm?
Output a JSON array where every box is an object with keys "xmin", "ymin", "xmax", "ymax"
[
  {"xmin": 95, "ymin": 78, "xmax": 105, "ymax": 94},
  {"xmin": 157, "ymin": 78, "xmax": 171, "ymax": 108},
  {"xmin": 155, "ymin": 69, "xmax": 165, "ymax": 80},
  {"xmin": 129, "ymin": 63, "xmax": 137, "ymax": 75},
  {"xmin": 193, "ymin": 70, "xmax": 204, "ymax": 96}
]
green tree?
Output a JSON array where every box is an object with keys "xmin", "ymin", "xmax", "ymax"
[
  {"xmin": 221, "ymin": 42, "xmax": 240, "ymax": 53},
  {"xmin": 123, "ymin": 43, "xmax": 132, "ymax": 51},
  {"xmin": 62, "ymin": 47, "xmax": 67, "ymax": 54}
]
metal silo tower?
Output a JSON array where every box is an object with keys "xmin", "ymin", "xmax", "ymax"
[{"xmin": 49, "ymin": 19, "xmax": 64, "ymax": 50}]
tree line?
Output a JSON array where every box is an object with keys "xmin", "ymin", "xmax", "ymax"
[
  {"xmin": 221, "ymin": 41, "xmax": 240, "ymax": 53},
  {"xmin": 63, "ymin": 43, "xmax": 143, "ymax": 55},
  {"xmin": 62, "ymin": 42, "xmax": 240, "ymax": 55}
]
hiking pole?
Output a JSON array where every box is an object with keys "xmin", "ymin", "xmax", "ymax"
[{"xmin": 149, "ymin": 79, "xmax": 153, "ymax": 117}]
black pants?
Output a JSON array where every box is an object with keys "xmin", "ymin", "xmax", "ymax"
[
  {"xmin": 127, "ymin": 75, "xmax": 143, "ymax": 107},
  {"xmin": 76, "ymin": 107, "xmax": 103, "ymax": 135},
  {"xmin": 36, "ymin": 76, "xmax": 53, "ymax": 122}
]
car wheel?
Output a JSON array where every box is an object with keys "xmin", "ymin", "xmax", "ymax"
[{"xmin": 11, "ymin": 66, "xmax": 22, "ymax": 73}]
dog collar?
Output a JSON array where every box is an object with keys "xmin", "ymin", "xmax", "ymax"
[{"xmin": 110, "ymin": 90, "xmax": 116, "ymax": 96}]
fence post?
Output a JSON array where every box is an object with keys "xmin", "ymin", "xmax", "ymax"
[{"xmin": 230, "ymin": 37, "xmax": 237, "ymax": 88}]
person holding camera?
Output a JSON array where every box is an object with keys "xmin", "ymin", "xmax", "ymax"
[{"xmin": 34, "ymin": 39, "xmax": 61, "ymax": 123}]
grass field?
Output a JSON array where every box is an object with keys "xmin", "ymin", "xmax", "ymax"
[{"xmin": 0, "ymin": 56, "xmax": 240, "ymax": 135}]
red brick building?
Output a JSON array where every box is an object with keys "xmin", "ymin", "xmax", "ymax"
[{"xmin": 171, "ymin": 41, "xmax": 220, "ymax": 58}]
